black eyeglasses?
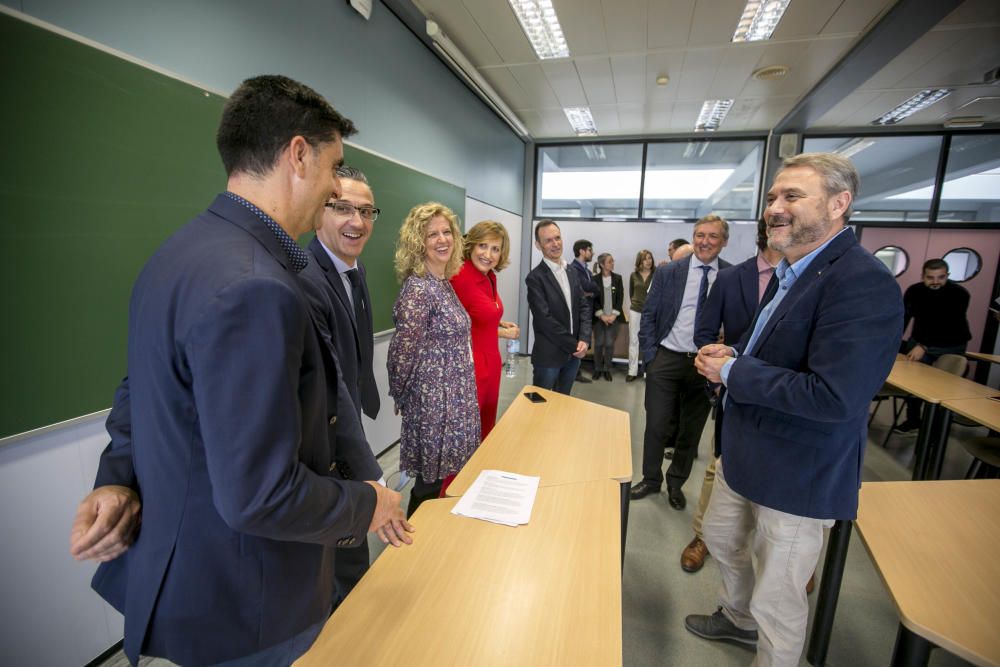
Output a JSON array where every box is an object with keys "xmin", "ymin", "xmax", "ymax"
[{"xmin": 325, "ymin": 200, "xmax": 380, "ymax": 222}]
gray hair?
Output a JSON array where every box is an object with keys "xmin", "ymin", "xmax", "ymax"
[
  {"xmin": 336, "ymin": 165, "xmax": 369, "ymax": 184},
  {"xmin": 693, "ymin": 214, "xmax": 729, "ymax": 240},
  {"xmin": 779, "ymin": 152, "xmax": 859, "ymax": 220}
]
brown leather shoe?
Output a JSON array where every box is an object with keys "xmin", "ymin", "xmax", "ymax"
[
  {"xmin": 681, "ymin": 536, "xmax": 710, "ymax": 573},
  {"xmin": 806, "ymin": 573, "xmax": 816, "ymax": 595}
]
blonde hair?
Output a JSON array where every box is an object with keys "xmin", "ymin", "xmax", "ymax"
[
  {"xmin": 462, "ymin": 220, "xmax": 511, "ymax": 272},
  {"xmin": 395, "ymin": 202, "xmax": 463, "ymax": 282}
]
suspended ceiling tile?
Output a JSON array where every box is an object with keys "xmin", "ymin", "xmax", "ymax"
[
  {"xmin": 589, "ymin": 105, "xmax": 621, "ymax": 132},
  {"xmin": 576, "ymin": 58, "xmax": 618, "ymax": 105},
  {"xmin": 675, "ymin": 47, "xmax": 726, "ymax": 102},
  {"xmin": 611, "ymin": 55, "xmax": 647, "ymax": 103},
  {"xmin": 418, "ymin": 0, "xmax": 506, "ymax": 67},
  {"xmin": 859, "ymin": 30, "xmax": 963, "ymax": 90},
  {"xmin": 811, "ymin": 90, "xmax": 884, "ymax": 127},
  {"xmin": 822, "ymin": 0, "xmax": 894, "ymax": 35},
  {"xmin": 940, "ymin": 0, "xmax": 1000, "ymax": 26},
  {"xmin": 461, "ymin": 0, "xmax": 537, "ymax": 63},
  {"xmin": 480, "ymin": 66, "xmax": 534, "ymax": 111},
  {"xmin": 555, "ymin": 0, "xmax": 608, "ymax": 57},
  {"xmin": 601, "ymin": 0, "xmax": 647, "ymax": 53},
  {"xmin": 671, "ymin": 98, "xmax": 705, "ymax": 130},
  {"xmin": 507, "ymin": 64, "xmax": 563, "ymax": 108},
  {"xmin": 648, "ymin": 0, "xmax": 698, "ymax": 48},
  {"xmin": 740, "ymin": 37, "xmax": 854, "ymax": 98},
  {"xmin": 541, "ymin": 60, "xmax": 588, "ymax": 107},
  {"xmin": 617, "ymin": 103, "xmax": 646, "ymax": 133},
  {"xmin": 646, "ymin": 52, "xmax": 685, "ymax": 103},
  {"xmin": 689, "ymin": 0, "xmax": 746, "ymax": 45},
  {"xmin": 894, "ymin": 27, "xmax": 1000, "ymax": 89},
  {"xmin": 709, "ymin": 42, "xmax": 766, "ymax": 98},
  {"xmin": 771, "ymin": 0, "xmax": 840, "ymax": 40}
]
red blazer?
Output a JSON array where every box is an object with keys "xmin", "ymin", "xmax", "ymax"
[{"xmin": 451, "ymin": 259, "xmax": 503, "ymax": 438}]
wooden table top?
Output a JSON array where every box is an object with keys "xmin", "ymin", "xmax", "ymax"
[
  {"xmin": 446, "ymin": 385, "xmax": 632, "ymax": 497},
  {"xmin": 941, "ymin": 397, "xmax": 1000, "ymax": 431},
  {"xmin": 966, "ymin": 351, "xmax": 1000, "ymax": 365},
  {"xmin": 886, "ymin": 356, "xmax": 1000, "ymax": 403},
  {"xmin": 855, "ymin": 480, "xmax": 1000, "ymax": 667},
  {"xmin": 295, "ymin": 479, "xmax": 623, "ymax": 667}
]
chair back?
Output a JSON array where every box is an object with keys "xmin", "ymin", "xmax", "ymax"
[{"xmin": 932, "ymin": 353, "xmax": 968, "ymax": 377}]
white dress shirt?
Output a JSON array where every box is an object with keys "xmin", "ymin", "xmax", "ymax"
[
  {"xmin": 543, "ymin": 256, "xmax": 574, "ymax": 334},
  {"xmin": 663, "ymin": 257, "xmax": 720, "ymax": 353}
]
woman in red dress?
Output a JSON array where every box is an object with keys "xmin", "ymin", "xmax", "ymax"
[{"xmin": 450, "ymin": 221, "xmax": 520, "ymax": 439}]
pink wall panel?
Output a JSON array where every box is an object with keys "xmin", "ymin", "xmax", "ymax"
[{"xmin": 859, "ymin": 227, "xmax": 1000, "ymax": 357}]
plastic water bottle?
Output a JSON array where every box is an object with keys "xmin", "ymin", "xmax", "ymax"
[{"xmin": 505, "ymin": 339, "xmax": 520, "ymax": 378}]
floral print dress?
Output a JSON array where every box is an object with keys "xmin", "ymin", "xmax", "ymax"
[{"xmin": 388, "ymin": 274, "xmax": 481, "ymax": 482}]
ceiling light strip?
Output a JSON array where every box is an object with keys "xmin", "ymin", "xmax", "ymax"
[
  {"xmin": 564, "ymin": 106, "xmax": 598, "ymax": 136},
  {"xmin": 508, "ymin": 0, "xmax": 569, "ymax": 59},
  {"xmin": 695, "ymin": 99, "xmax": 734, "ymax": 131},
  {"xmin": 732, "ymin": 0, "xmax": 791, "ymax": 43},
  {"xmin": 871, "ymin": 89, "xmax": 953, "ymax": 125}
]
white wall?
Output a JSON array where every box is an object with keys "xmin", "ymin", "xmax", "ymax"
[{"xmin": 464, "ymin": 197, "xmax": 524, "ymax": 339}]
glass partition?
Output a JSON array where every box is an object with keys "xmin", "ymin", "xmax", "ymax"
[
  {"xmin": 938, "ymin": 134, "xmax": 1000, "ymax": 223},
  {"xmin": 536, "ymin": 144, "xmax": 643, "ymax": 219}
]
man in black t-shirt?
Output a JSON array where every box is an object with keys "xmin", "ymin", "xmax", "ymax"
[{"xmin": 896, "ymin": 258, "xmax": 972, "ymax": 431}]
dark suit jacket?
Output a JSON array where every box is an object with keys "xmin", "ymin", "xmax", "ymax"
[
  {"xmin": 92, "ymin": 194, "xmax": 377, "ymax": 666},
  {"xmin": 721, "ymin": 229, "xmax": 903, "ymax": 520},
  {"xmin": 526, "ymin": 260, "xmax": 593, "ymax": 367},
  {"xmin": 638, "ymin": 255, "xmax": 732, "ymax": 363},
  {"xmin": 302, "ymin": 237, "xmax": 380, "ymax": 420},
  {"xmin": 593, "ymin": 272, "xmax": 626, "ymax": 323},
  {"xmin": 568, "ymin": 258, "xmax": 597, "ymax": 299},
  {"xmin": 694, "ymin": 255, "xmax": 761, "ymax": 348}
]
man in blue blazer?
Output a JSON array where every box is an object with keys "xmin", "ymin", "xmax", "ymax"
[
  {"xmin": 568, "ymin": 239, "xmax": 596, "ymax": 384},
  {"xmin": 687, "ymin": 153, "xmax": 902, "ymax": 666},
  {"xmin": 679, "ymin": 219, "xmax": 781, "ymax": 573},
  {"xmin": 301, "ymin": 166, "xmax": 384, "ymax": 602},
  {"xmin": 631, "ymin": 216, "xmax": 731, "ymax": 509},
  {"xmin": 526, "ymin": 220, "xmax": 593, "ymax": 394},
  {"xmin": 68, "ymin": 75, "xmax": 412, "ymax": 666}
]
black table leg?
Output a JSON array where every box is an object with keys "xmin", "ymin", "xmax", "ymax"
[
  {"xmin": 620, "ymin": 481, "xmax": 630, "ymax": 571},
  {"xmin": 807, "ymin": 519, "xmax": 852, "ymax": 666},
  {"xmin": 911, "ymin": 402, "xmax": 939, "ymax": 481},
  {"xmin": 891, "ymin": 624, "xmax": 933, "ymax": 666},
  {"xmin": 929, "ymin": 410, "xmax": 953, "ymax": 481}
]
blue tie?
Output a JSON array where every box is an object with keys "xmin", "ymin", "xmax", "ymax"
[{"xmin": 695, "ymin": 265, "xmax": 712, "ymax": 319}]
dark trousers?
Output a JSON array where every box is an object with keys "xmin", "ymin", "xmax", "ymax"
[
  {"xmin": 406, "ymin": 474, "xmax": 443, "ymax": 518},
  {"xmin": 333, "ymin": 541, "xmax": 370, "ymax": 605},
  {"xmin": 593, "ymin": 321, "xmax": 620, "ymax": 373},
  {"xmin": 532, "ymin": 356, "xmax": 582, "ymax": 395},
  {"xmin": 641, "ymin": 347, "xmax": 713, "ymax": 489}
]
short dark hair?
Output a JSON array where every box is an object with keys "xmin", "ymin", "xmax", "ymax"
[
  {"xmin": 757, "ymin": 217, "xmax": 768, "ymax": 252},
  {"xmin": 336, "ymin": 165, "xmax": 368, "ymax": 185},
  {"xmin": 923, "ymin": 258, "xmax": 948, "ymax": 273},
  {"xmin": 217, "ymin": 75, "xmax": 357, "ymax": 177},
  {"xmin": 668, "ymin": 238, "xmax": 688, "ymax": 251},
  {"xmin": 534, "ymin": 219, "xmax": 559, "ymax": 243},
  {"xmin": 573, "ymin": 239, "xmax": 593, "ymax": 257}
]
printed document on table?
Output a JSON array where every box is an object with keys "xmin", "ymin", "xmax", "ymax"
[{"xmin": 451, "ymin": 470, "xmax": 540, "ymax": 527}]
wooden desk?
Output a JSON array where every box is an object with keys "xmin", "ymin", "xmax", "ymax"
[
  {"xmin": 925, "ymin": 397, "xmax": 1000, "ymax": 479},
  {"xmin": 857, "ymin": 481, "xmax": 1000, "ymax": 666},
  {"xmin": 885, "ymin": 357, "xmax": 998, "ymax": 480},
  {"xmin": 966, "ymin": 351, "xmax": 1000, "ymax": 365},
  {"xmin": 447, "ymin": 385, "xmax": 632, "ymax": 495},
  {"xmin": 295, "ymin": 479, "xmax": 623, "ymax": 667},
  {"xmin": 447, "ymin": 386, "xmax": 632, "ymax": 558},
  {"xmin": 809, "ymin": 481, "xmax": 1000, "ymax": 667}
]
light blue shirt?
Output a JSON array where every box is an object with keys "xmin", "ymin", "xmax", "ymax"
[
  {"xmin": 720, "ymin": 228, "xmax": 848, "ymax": 386},
  {"xmin": 663, "ymin": 257, "xmax": 719, "ymax": 353}
]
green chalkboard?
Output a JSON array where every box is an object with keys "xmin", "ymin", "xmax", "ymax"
[{"xmin": 0, "ymin": 12, "xmax": 464, "ymax": 439}]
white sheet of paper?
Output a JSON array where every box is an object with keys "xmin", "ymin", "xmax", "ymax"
[{"xmin": 450, "ymin": 470, "xmax": 540, "ymax": 527}]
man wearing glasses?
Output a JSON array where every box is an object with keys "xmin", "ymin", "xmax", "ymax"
[{"xmin": 301, "ymin": 165, "xmax": 383, "ymax": 601}]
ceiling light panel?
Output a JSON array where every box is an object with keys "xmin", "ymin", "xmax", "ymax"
[
  {"xmin": 872, "ymin": 89, "xmax": 953, "ymax": 125},
  {"xmin": 564, "ymin": 106, "xmax": 598, "ymax": 135},
  {"xmin": 732, "ymin": 0, "xmax": 792, "ymax": 43},
  {"xmin": 695, "ymin": 99, "xmax": 734, "ymax": 131},
  {"xmin": 508, "ymin": 0, "xmax": 569, "ymax": 60}
]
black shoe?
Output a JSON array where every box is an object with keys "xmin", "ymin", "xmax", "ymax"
[
  {"xmin": 685, "ymin": 608, "xmax": 758, "ymax": 646},
  {"xmin": 626, "ymin": 374, "xmax": 637, "ymax": 383},
  {"xmin": 576, "ymin": 372, "xmax": 592, "ymax": 384},
  {"xmin": 629, "ymin": 481, "xmax": 660, "ymax": 500},
  {"xmin": 604, "ymin": 371, "xmax": 613, "ymax": 381},
  {"xmin": 893, "ymin": 420, "xmax": 920, "ymax": 433},
  {"xmin": 592, "ymin": 372, "xmax": 602, "ymax": 381},
  {"xmin": 667, "ymin": 486, "xmax": 686, "ymax": 510}
]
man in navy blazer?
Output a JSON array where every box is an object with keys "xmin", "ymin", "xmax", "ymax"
[
  {"xmin": 687, "ymin": 153, "xmax": 902, "ymax": 666},
  {"xmin": 631, "ymin": 216, "xmax": 731, "ymax": 510},
  {"xmin": 301, "ymin": 165, "xmax": 384, "ymax": 602},
  {"xmin": 526, "ymin": 220, "xmax": 593, "ymax": 394},
  {"xmin": 568, "ymin": 239, "xmax": 596, "ymax": 383},
  {"xmin": 68, "ymin": 76, "xmax": 412, "ymax": 666},
  {"xmin": 680, "ymin": 219, "xmax": 781, "ymax": 573}
]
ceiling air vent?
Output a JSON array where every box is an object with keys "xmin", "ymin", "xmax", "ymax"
[{"xmin": 752, "ymin": 65, "xmax": 788, "ymax": 81}]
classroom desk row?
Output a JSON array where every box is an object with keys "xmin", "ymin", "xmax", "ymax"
[
  {"xmin": 296, "ymin": 386, "xmax": 632, "ymax": 666},
  {"xmin": 881, "ymin": 355, "xmax": 999, "ymax": 480}
]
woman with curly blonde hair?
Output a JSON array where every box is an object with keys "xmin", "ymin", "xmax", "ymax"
[
  {"xmin": 450, "ymin": 221, "xmax": 520, "ymax": 439},
  {"xmin": 387, "ymin": 202, "xmax": 480, "ymax": 515}
]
